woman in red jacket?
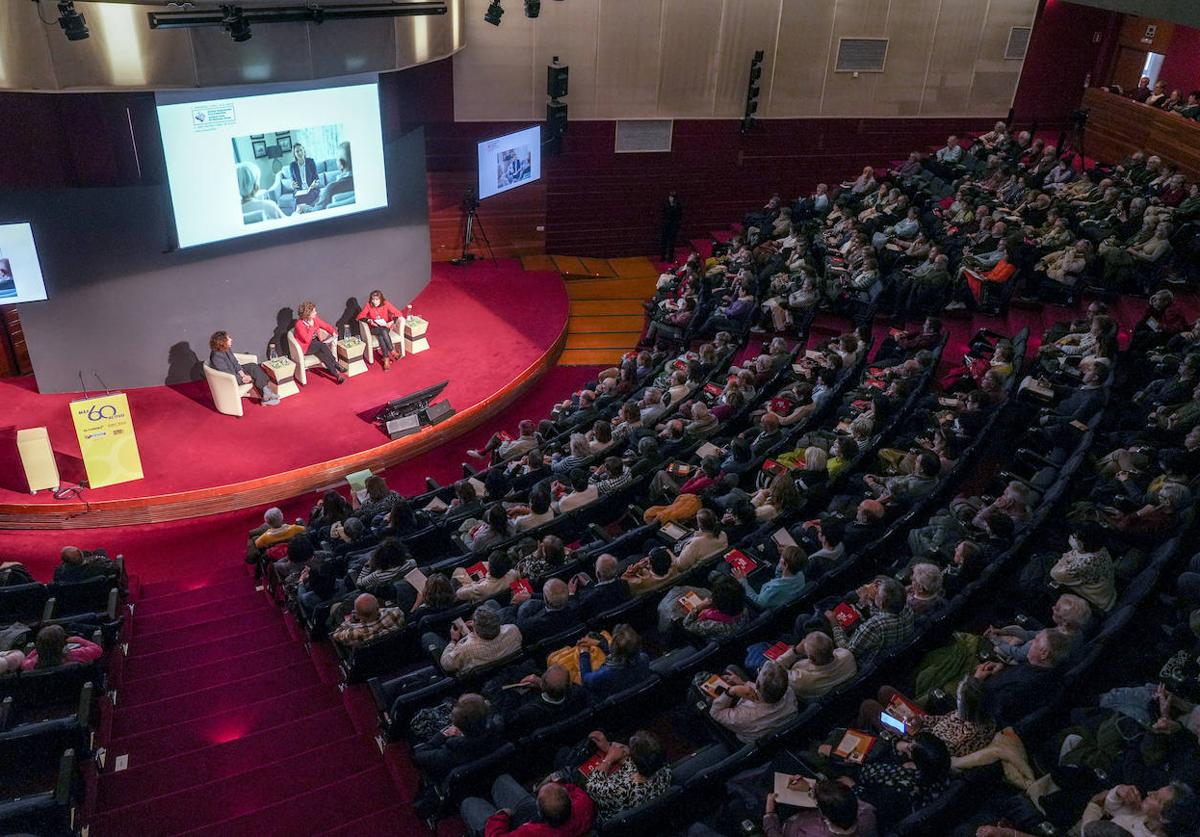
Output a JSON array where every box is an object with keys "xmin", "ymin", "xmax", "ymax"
[
  {"xmin": 357, "ymin": 289, "xmax": 403, "ymax": 371},
  {"xmin": 294, "ymin": 300, "xmax": 346, "ymax": 384}
]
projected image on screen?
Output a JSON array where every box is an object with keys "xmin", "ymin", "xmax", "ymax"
[
  {"xmin": 232, "ymin": 125, "xmax": 355, "ymax": 225},
  {"xmin": 477, "ymin": 126, "xmax": 542, "ymax": 200},
  {"xmin": 0, "ymin": 223, "xmax": 48, "ymax": 305},
  {"xmin": 157, "ymin": 82, "xmax": 386, "ymax": 248}
]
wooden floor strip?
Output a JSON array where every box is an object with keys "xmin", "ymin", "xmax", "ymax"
[{"xmin": 569, "ymin": 299, "xmax": 647, "ymax": 316}]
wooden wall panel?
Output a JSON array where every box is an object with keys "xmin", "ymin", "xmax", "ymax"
[
  {"xmin": 819, "ymin": 0, "xmax": 890, "ymax": 117},
  {"xmin": 533, "ymin": 0, "xmax": 601, "ymax": 118},
  {"xmin": 921, "ymin": 0, "xmax": 988, "ymax": 116},
  {"xmin": 594, "ymin": 0, "xmax": 665, "ymax": 118},
  {"xmin": 712, "ymin": 0, "xmax": 783, "ymax": 118},
  {"xmin": 875, "ymin": 0, "xmax": 942, "ymax": 116},
  {"xmin": 657, "ymin": 0, "xmax": 724, "ymax": 117},
  {"xmin": 768, "ymin": 0, "xmax": 837, "ymax": 116},
  {"xmin": 1081, "ymin": 87, "xmax": 1200, "ymax": 178}
]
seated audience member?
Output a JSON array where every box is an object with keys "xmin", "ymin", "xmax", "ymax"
[
  {"xmin": 571, "ymin": 554, "xmax": 630, "ymax": 619},
  {"xmin": 410, "ymin": 572, "xmax": 456, "ymax": 617},
  {"xmin": 580, "ymin": 730, "xmax": 672, "ymax": 820},
  {"xmin": 515, "ymin": 535, "xmax": 568, "ymax": 580},
  {"xmin": 986, "ymin": 593, "xmax": 1092, "ymax": 663},
  {"xmin": 825, "ymin": 577, "xmax": 915, "ymax": 666},
  {"xmin": 708, "ymin": 660, "xmax": 799, "ymax": 743},
  {"xmin": 351, "ymin": 475, "xmax": 401, "ymax": 529},
  {"xmin": 208, "ymin": 330, "xmax": 279, "ymax": 405},
  {"xmin": 735, "ymin": 544, "xmax": 809, "ymax": 610},
  {"xmin": 0, "ymin": 648, "xmax": 25, "ymax": 673},
  {"xmin": 492, "ymin": 664, "xmax": 591, "ymax": 739},
  {"xmin": 412, "ymin": 693, "xmax": 503, "ymax": 781},
  {"xmin": 763, "ymin": 778, "xmax": 877, "ymax": 837},
  {"xmin": 849, "ymin": 732, "xmax": 952, "ymax": 822},
  {"xmin": 433, "ymin": 605, "xmax": 523, "ymax": 675},
  {"xmin": 469, "ymin": 419, "xmax": 539, "ymax": 464},
  {"xmin": 273, "ymin": 536, "xmax": 315, "ymax": 589},
  {"xmin": 770, "ymin": 630, "xmax": 859, "ymax": 699},
  {"xmin": 906, "ymin": 562, "xmax": 945, "ymax": 615},
  {"xmin": 462, "ymin": 503, "xmax": 514, "ymax": 555},
  {"xmin": 21, "ymin": 625, "xmax": 103, "ymax": 670},
  {"xmin": 509, "ymin": 578, "xmax": 580, "ymax": 643},
  {"xmin": 973, "ymin": 628, "xmax": 1072, "ymax": 725},
  {"xmin": 460, "ymin": 774, "xmax": 595, "ymax": 837},
  {"xmin": 578, "ymin": 623, "xmax": 652, "ymax": 698},
  {"xmin": 53, "ymin": 545, "xmax": 117, "ymax": 583},
  {"xmin": 249, "ymin": 507, "xmax": 305, "ymax": 562},
  {"xmin": 858, "ymin": 677, "xmax": 995, "ymax": 758},
  {"xmin": 330, "ymin": 593, "xmax": 405, "ymax": 648},
  {"xmin": 511, "ymin": 487, "xmax": 556, "ymax": 533},
  {"xmin": 452, "ymin": 549, "xmax": 519, "ymax": 603},
  {"xmin": 555, "ymin": 468, "xmax": 599, "ymax": 513},
  {"xmin": 349, "ymin": 537, "xmax": 413, "ymax": 593},
  {"xmin": 663, "ymin": 575, "xmax": 748, "ymax": 639},
  {"xmin": 296, "ymin": 556, "xmax": 348, "ymax": 619}
]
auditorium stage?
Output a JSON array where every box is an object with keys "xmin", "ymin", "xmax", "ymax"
[{"xmin": 0, "ymin": 260, "xmax": 569, "ymax": 529}]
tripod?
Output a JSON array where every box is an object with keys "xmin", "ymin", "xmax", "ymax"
[{"xmin": 451, "ymin": 192, "xmax": 497, "ymax": 266}]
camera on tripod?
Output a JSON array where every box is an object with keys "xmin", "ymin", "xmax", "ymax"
[{"xmin": 461, "ymin": 189, "xmax": 480, "ymax": 213}]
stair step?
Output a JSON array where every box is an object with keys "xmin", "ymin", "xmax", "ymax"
[
  {"xmin": 133, "ymin": 577, "xmax": 256, "ymax": 616},
  {"xmin": 565, "ymin": 332, "xmax": 642, "ymax": 350},
  {"xmin": 133, "ymin": 592, "xmax": 266, "ymax": 636},
  {"xmin": 139, "ymin": 565, "xmax": 248, "ymax": 598},
  {"xmin": 107, "ymin": 684, "xmax": 340, "ymax": 764},
  {"xmin": 568, "ymin": 314, "xmax": 645, "ymax": 333},
  {"xmin": 565, "ymin": 277, "xmax": 658, "ymax": 299},
  {"xmin": 607, "ymin": 256, "xmax": 660, "ymax": 278},
  {"xmin": 179, "ymin": 766, "xmax": 399, "ymax": 837},
  {"xmin": 121, "ymin": 622, "xmax": 292, "ymax": 682},
  {"xmin": 131, "ymin": 608, "xmax": 281, "ymax": 655},
  {"xmin": 319, "ymin": 803, "xmax": 424, "ymax": 836},
  {"xmin": 90, "ymin": 735, "xmax": 378, "ymax": 835},
  {"xmin": 111, "ymin": 660, "xmax": 320, "ymax": 738},
  {"xmin": 98, "ymin": 707, "xmax": 355, "ymax": 810},
  {"xmin": 559, "ymin": 348, "xmax": 631, "ymax": 365},
  {"xmin": 569, "ymin": 298, "xmax": 647, "ymax": 316},
  {"xmin": 118, "ymin": 642, "xmax": 309, "ymax": 707}
]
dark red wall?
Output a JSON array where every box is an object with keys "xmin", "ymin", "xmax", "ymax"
[
  {"xmin": 1012, "ymin": 0, "xmax": 1121, "ymax": 128},
  {"xmin": 1159, "ymin": 24, "xmax": 1200, "ymax": 93}
]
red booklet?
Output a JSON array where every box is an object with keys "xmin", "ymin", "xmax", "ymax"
[
  {"xmin": 832, "ymin": 602, "xmax": 862, "ymax": 630},
  {"xmin": 667, "ymin": 461, "xmax": 693, "ymax": 478},
  {"xmin": 704, "ymin": 383, "xmax": 724, "ymax": 398},
  {"xmin": 763, "ymin": 640, "xmax": 791, "ymax": 661},
  {"xmin": 833, "ymin": 729, "xmax": 877, "ymax": 764},
  {"xmin": 577, "ymin": 751, "xmax": 607, "ymax": 777},
  {"xmin": 673, "ymin": 359, "xmax": 687, "ymax": 371},
  {"xmin": 509, "ymin": 578, "xmax": 533, "ymax": 596},
  {"xmin": 762, "ymin": 459, "xmax": 792, "ymax": 476},
  {"xmin": 724, "ymin": 549, "xmax": 758, "ymax": 575},
  {"xmin": 465, "ymin": 562, "xmax": 488, "ymax": 582}
]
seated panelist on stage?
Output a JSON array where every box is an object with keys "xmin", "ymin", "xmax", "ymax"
[
  {"xmin": 208, "ymin": 331, "xmax": 279, "ymax": 406},
  {"xmin": 294, "ymin": 300, "xmax": 348, "ymax": 384},
  {"xmin": 297, "ymin": 140, "xmax": 354, "ymax": 214},
  {"xmin": 288, "ymin": 143, "xmax": 320, "ymax": 211},
  {"xmin": 357, "ymin": 289, "xmax": 403, "ymax": 371}
]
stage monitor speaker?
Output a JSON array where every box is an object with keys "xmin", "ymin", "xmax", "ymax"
[
  {"xmin": 386, "ymin": 413, "xmax": 421, "ymax": 439},
  {"xmin": 425, "ymin": 399, "xmax": 455, "ymax": 425},
  {"xmin": 547, "ymin": 62, "xmax": 569, "ymax": 98}
]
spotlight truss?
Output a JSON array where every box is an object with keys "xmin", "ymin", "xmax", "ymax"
[{"xmin": 147, "ymin": 2, "xmax": 448, "ymax": 35}]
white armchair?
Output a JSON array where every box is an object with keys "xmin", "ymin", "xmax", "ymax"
[
  {"xmin": 203, "ymin": 352, "xmax": 258, "ymax": 417},
  {"xmin": 357, "ymin": 318, "xmax": 406, "ymax": 365},
  {"xmin": 287, "ymin": 328, "xmax": 335, "ymax": 385}
]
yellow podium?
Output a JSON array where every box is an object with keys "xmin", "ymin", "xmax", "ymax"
[
  {"xmin": 69, "ymin": 393, "xmax": 144, "ymax": 489},
  {"xmin": 16, "ymin": 427, "xmax": 60, "ymax": 494}
]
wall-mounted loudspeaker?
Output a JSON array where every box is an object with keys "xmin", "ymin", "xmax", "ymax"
[{"xmin": 547, "ymin": 62, "xmax": 569, "ymax": 98}]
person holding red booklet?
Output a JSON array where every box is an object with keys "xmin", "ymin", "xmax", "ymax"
[
  {"xmin": 459, "ymin": 774, "xmax": 594, "ymax": 837},
  {"xmin": 733, "ymin": 544, "xmax": 809, "ymax": 610}
]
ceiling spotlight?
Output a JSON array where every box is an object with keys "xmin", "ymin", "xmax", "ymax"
[
  {"xmin": 221, "ymin": 5, "xmax": 251, "ymax": 42},
  {"xmin": 524, "ymin": 0, "xmax": 540, "ymax": 17},
  {"xmin": 484, "ymin": 0, "xmax": 504, "ymax": 25},
  {"xmin": 55, "ymin": 1, "xmax": 89, "ymax": 41}
]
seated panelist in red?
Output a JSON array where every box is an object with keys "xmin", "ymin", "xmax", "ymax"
[
  {"xmin": 357, "ymin": 289, "xmax": 403, "ymax": 371},
  {"xmin": 294, "ymin": 300, "xmax": 347, "ymax": 384}
]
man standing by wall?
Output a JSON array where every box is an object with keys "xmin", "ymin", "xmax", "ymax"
[{"xmin": 661, "ymin": 192, "xmax": 683, "ymax": 263}]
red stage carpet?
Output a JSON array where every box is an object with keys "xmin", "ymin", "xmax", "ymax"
[{"xmin": 0, "ymin": 260, "xmax": 567, "ymax": 521}]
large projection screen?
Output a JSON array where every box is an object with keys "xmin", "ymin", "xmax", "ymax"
[{"xmin": 157, "ymin": 80, "xmax": 387, "ymax": 248}]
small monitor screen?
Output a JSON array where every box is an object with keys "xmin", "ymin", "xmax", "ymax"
[
  {"xmin": 0, "ymin": 223, "xmax": 48, "ymax": 304},
  {"xmin": 156, "ymin": 81, "xmax": 388, "ymax": 248},
  {"xmin": 477, "ymin": 126, "xmax": 542, "ymax": 200}
]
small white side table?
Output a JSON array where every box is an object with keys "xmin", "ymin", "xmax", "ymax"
[
  {"xmin": 261, "ymin": 357, "xmax": 299, "ymax": 399},
  {"xmin": 403, "ymin": 315, "xmax": 430, "ymax": 354},
  {"xmin": 337, "ymin": 337, "xmax": 369, "ymax": 377}
]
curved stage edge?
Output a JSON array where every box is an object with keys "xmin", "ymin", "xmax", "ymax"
[{"xmin": 0, "ymin": 291, "xmax": 569, "ymax": 531}]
